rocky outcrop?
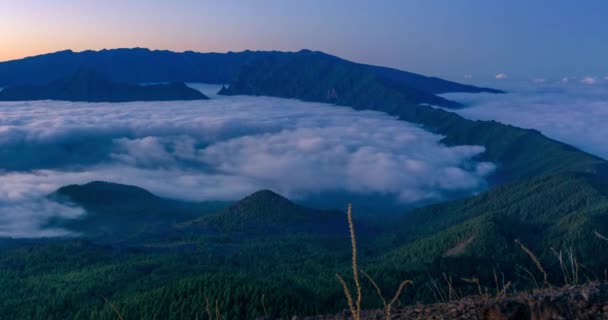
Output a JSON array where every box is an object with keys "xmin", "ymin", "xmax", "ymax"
[{"xmin": 281, "ymin": 283, "xmax": 608, "ymax": 320}]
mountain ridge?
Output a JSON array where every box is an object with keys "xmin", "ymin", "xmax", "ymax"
[
  {"xmin": 0, "ymin": 68, "xmax": 208, "ymax": 102},
  {"xmin": 218, "ymin": 49, "xmax": 608, "ymax": 184},
  {"xmin": 0, "ymin": 48, "xmax": 501, "ymax": 101}
]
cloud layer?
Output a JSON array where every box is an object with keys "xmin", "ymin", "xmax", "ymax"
[
  {"xmin": 442, "ymin": 80, "xmax": 608, "ymax": 160},
  {"xmin": 0, "ymin": 85, "xmax": 494, "ymax": 237}
]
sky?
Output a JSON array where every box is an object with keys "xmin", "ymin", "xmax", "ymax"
[{"xmin": 1, "ymin": 0, "xmax": 607, "ymax": 81}]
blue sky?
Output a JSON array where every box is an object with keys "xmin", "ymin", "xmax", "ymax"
[{"xmin": 1, "ymin": 0, "xmax": 607, "ymax": 81}]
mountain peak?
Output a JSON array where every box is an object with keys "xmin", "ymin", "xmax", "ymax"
[
  {"xmin": 53, "ymin": 181, "xmax": 158, "ymax": 205},
  {"xmin": 224, "ymin": 189, "xmax": 302, "ymax": 218},
  {"xmin": 240, "ymin": 189, "xmax": 290, "ymax": 203},
  {"xmin": 183, "ymin": 189, "xmax": 344, "ymax": 234}
]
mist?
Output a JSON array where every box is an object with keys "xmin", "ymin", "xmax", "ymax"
[
  {"xmin": 443, "ymin": 79, "xmax": 608, "ymax": 160},
  {"xmin": 0, "ymin": 85, "xmax": 494, "ymax": 237}
]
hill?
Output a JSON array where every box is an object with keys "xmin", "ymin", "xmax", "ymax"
[
  {"xmin": 368, "ymin": 172, "xmax": 608, "ymax": 289},
  {"xmin": 0, "ymin": 68, "xmax": 208, "ymax": 102},
  {"xmin": 180, "ymin": 189, "xmax": 346, "ymax": 235},
  {"xmin": 49, "ymin": 181, "xmax": 227, "ymax": 239}
]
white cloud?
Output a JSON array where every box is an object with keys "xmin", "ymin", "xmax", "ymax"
[
  {"xmin": 581, "ymin": 76, "xmax": 597, "ymax": 85},
  {"xmin": 441, "ymin": 81, "xmax": 608, "ymax": 160},
  {"xmin": 495, "ymin": 73, "xmax": 508, "ymax": 79},
  {"xmin": 533, "ymin": 78, "xmax": 546, "ymax": 83},
  {"xmin": 0, "ymin": 170, "xmax": 86, "ymax": 238},
  {"xmin": 0, "ymin": 200, "xmax": 84, "ymax": 238},
  {"xmin": 0, "ymin": 85, "xmax": 494, "ymax": 237},
  {"xmin": 464, "ymin": 74, "xmax": 473, "ymax": 79}
]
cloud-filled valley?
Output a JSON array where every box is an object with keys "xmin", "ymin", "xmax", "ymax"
[
  {"xmin": 443, "ymin": 80, "xmax": 608, "ymax": 160},
  {"xmin": 0, "ymin": 85, "xmax": 495, "ymax": 238}
]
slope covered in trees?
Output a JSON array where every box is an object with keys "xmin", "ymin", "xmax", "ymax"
[
  {"xmin": 2, "ymin": 172, "xmax": 608, "ymax": 319},
  {"xmin": 219, "ymin": 50, "xmax": 607, "ymax": 183}
]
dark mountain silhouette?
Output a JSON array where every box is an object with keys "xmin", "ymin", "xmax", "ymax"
[
  {"xmin": 49, "ymin": 181, "xmax": 227, "ymax": 238},
  {"xmin": 219, "ymin": 49, "xmax": 467, "ymax": 108},
  {"xmin": 180, "ymin": 189, "xmax": 346, "ymax": 234},
  {"xmin": 0, "ymin": 48, "xmax": 501, "ymax": 96},
  {"xmin": 0, "ymin": 68, "xmax": 208, "ymax": 102}
]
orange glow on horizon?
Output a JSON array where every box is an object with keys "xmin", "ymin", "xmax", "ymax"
[{"xmin": 0, "ymin": 45, "xmax": 233, "ymax": 63}]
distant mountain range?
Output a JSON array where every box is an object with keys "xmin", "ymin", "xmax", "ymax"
[
  {"xmin": 0, "ymin": 68, "xmax": 208, "ymax": 102},
  {"xmin": 0, "ymin": 48, "xmax": 501, "ymax": 107}
]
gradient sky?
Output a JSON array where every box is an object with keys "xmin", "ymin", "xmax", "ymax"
[{"xmin": 1, "ymin": 0, "xmax": 607, "ymax": 80}]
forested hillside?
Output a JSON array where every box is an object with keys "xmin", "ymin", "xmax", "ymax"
[{"xmin": 219, "ymin": 50, "xmax": 607, "ymax": 184}]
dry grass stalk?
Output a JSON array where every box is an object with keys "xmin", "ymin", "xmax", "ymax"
[
  {"xmin": 361, "ymin": 271, "xmax": 386, "ymax": 312},
  {"xmin": 428, "ymin": 273, "xmax": 461, "ymax": 303},
  {"xmin": 461, "ymin": 275, "xmax": 510, "ymax": 303},
  {"xmin": 496, "ymin": 281, "xmax": 512, "ymax": 300},
  {"xmin": 347, "ymin": 204, "xmax": 362, "ymax": 319},
  {"xmin": 493, "ymin": 269, "xmax": 499, "ymax": 297},
  {"xmin": 336, "ymin": 204, "xmax": 362, "ymax": 320},
  {"xmin": 101, "ymin": 296, "xmax": 125, "ymax": 320},
  {"xmin": 336, "ymin": 273, "xmax": 357, "ymax": 320},
  {"xmin": 389, "ymin": 279, "xmax": 412, "ymax": 312},
  {"xmin": 515, "ymin": 239, "xmax": 550, "ymax": 287},
  {"xmin": 261, "ymin": 293, "xmax": 268, "ymax": 317},
  {"xmin": 551, "ymin": 247, "xmax": 570, "ymax": 285},
  {"xmin": 551, "ymin": 246, "xmax": 581, "ymax": 286},
  {"xmin": 442, "ymin": 273, "xmax": 459, "ymax": 301},
  {"xmin": 361, "ymin": 270, "xmax": 412, "ymax": 319},
  {"xmin": 461, "ymin": 277, "xmax": 488, "ymax": 303},
  {"xmin": 515, "ymin": 265, "xmax": 540, "ymax": 289},
  {"xmin": 203, "ymin": 294, "xmax": 223, "ymax": 320},
  {"xmin": 497, "ymin": 271, "xmax": 510, "ymax": 299},
  {"xmin": 428, "ymin": 276, "xmax": 448, "ymax": 303},
  {"xmin": 594, "ymin": 230, "xmax": 608, "ymax": 241},
  {"xmin": 205, "ymin": 295, "xmax": 213, "ymax": 320},
  {"xmin": 215, "ymin": 300, "xmax": 222, "ymax": 320},
  {"xmin": 337, "ymin": 204, "xmax": 412, "ymax": 319},
  {"xmin": 567, "ymin": 247, "xmax": 579, "ymax": 285}
]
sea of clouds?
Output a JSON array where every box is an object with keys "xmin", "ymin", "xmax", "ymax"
[
  {"xmin": 443, "ymin": 78, "xmax": 608, "ymax": 160},
  {"xmin": 0, "ymin": 85, "xmax": 494, "ymax": 238}
]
